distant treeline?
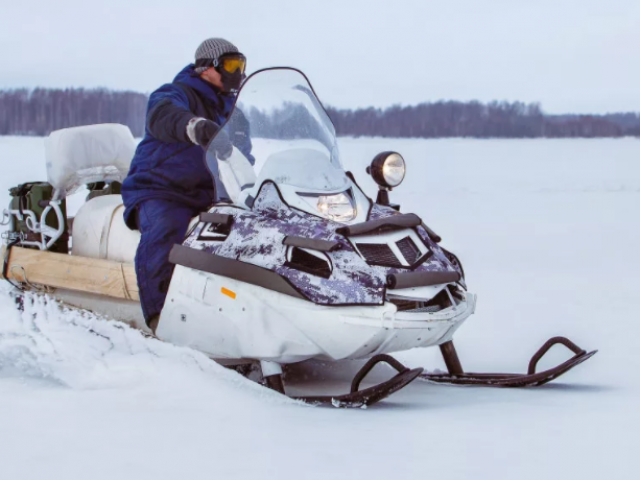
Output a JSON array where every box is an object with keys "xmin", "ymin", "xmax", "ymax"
[
  {"xmin": 1, "ymin": 87, "xmax": 639, "ymax": 138},
  {"xmin": 0, "ymin": 88, "xmax": 148, "ymax": 137},
  {"xmin": 326, "ymin": 102, "xmax": 640, "ymax": 138}
]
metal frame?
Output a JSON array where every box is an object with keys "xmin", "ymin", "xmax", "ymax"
[{"xmin": 2, "ymin": 198, "xmax": 66, "ymax": 251}]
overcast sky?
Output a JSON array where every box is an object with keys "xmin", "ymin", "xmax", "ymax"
[{"xmin": 1, "ymin": 0, "xmax": 639, "ymax": 113}]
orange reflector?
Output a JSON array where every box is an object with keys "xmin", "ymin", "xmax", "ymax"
[{"xmin": 221, "ymin": 287, "xmax": 236, "ymax": 299}]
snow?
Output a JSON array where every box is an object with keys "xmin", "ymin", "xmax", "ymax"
[{"xmin": 1, "ymin": 135, "xmax": 639, "ymax": 479}]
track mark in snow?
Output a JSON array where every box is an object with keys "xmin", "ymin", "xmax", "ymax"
[{"xmin": 0, "ymin": 287, "xmax": 294, "ymax": 405}]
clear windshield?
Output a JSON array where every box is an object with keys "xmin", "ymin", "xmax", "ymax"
[{"xmin": 205, "ymin": 68, "xmax": 344, "ymax": 203}]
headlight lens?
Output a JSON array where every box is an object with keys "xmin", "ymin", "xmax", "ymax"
[
  {"xmin": 368, "ymin": 152, "xmax": 406, "ymax": 188},
  {"xmin": 382, "ymin": 153, "xmax": 405, "ymax": 187},
  {"xmin": 316, "ymin": 192, "xmax": 357, "ymax": 222}
]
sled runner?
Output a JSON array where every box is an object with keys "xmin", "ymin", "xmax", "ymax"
[{"xmin": 1, "ymin": 68, "xmax": 596, "ymax": 407}]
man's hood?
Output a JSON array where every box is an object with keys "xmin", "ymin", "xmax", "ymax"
[{"xmin": 173, "ymin": 64, "xmax": 235, "ymax": 114}]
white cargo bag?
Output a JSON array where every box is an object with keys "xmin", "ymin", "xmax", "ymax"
[{"xmin": 45, "ymin": 124, "xmax": 136, "ymax": 198}]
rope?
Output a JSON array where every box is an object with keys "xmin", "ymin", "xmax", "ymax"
[{"xmin": 120, "ymin": 262, "xmax": 133, "ymax": 301}]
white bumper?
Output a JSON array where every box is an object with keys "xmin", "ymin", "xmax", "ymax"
[{"xmin": 158, "ymin": 266, "xmax": 476, "ymax": 364}]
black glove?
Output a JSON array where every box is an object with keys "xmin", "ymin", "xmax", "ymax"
[
  {"xmin": 192, "ymin": 118, "xmax": 220, "ymax": 146},
  {"xmin": 188, "ymin": 118, "xmax": 233, "ymax": 159}
]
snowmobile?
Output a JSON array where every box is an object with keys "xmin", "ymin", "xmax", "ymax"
[{"xmin": 1, "ymin": 68, "xmax": 596, "ymax": 407}]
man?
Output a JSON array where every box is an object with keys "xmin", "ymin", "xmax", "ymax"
[{"xmin": 122, "ymin": 38, "xmax": 250, "ymax": 333}]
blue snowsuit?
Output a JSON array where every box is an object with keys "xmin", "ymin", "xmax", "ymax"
[{"xmin": 122, "ymin": 65, "xmax": 250, "ymax": 323}]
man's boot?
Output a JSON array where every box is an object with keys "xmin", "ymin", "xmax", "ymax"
[{"xmin": 148, "ymin": 315, "xmax": 160, "ymax": 335}]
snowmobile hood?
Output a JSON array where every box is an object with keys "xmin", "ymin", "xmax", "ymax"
[{"xmin": 178, "ymin": 181, "xmax": 464, "ymax": 306}]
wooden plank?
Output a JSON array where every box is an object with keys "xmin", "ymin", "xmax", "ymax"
[{"xmin": 1, "ymin": 246, "xmax": 139, "ymax": 301}]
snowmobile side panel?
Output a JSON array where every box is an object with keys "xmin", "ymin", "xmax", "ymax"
[
  {"xmin": 158, "ymin": 265, "xmax": 474, "ymax": 363},
  {"xmin": 169, "ymin": 243, "xmax": 306, "ymax": 300}
]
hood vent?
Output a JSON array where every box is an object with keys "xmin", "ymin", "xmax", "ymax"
[
  {"xmin": 396, "ymin": 236, "xmax": 420, "ymax": 264},
  {"xmin": 197, "ymin": 221, "xmax": 231, "ymax": 241},
  {"xmin": 354, "ymin": 235, "xmax": 426, "ymax": 268},
  {"xmin": 285, "ymin": 247, "xmax": 332, "ymax": 278},
  {"xmin": 356, "ymin": 243, "xmax": 403, "ymax": 267}
]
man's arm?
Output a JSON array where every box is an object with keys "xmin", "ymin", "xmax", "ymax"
[{"xmin": 146, "ymin": 85, "xmax": 195, "ymax": 143}]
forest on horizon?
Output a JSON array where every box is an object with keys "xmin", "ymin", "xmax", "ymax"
[{"xmin": 1, "ymin": 87, "xmax": 639, "ymax": 139}]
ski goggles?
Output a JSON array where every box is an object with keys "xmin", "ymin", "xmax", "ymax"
[
  {"xmin": 195, "ymin": 53, "xmax": 247, "ymax": 74},
  {"xmin": 217, "ymin": 54, "xmax": 247, "ymax": 74}
]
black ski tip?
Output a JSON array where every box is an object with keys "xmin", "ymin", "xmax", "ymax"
[{"xmin": 297, "ymin": 367, "xmax": 423, "ymax": 408}]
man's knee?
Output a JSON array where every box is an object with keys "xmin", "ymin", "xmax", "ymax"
[{"xmin": 137, "ymin": 200, "xmax": 194, "ymax": 242}]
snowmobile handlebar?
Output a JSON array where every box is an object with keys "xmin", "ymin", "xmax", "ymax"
[
  {"xmin": 336, "ymin": 213, "xmax": 422, "ymax": 236},
  {"xmin": 283, "ymin": 235, "xmax": 341, "ymax": 252},
  {"xmin": 199, "ymin": 212, "xmax": 234, "ymax": 226}
]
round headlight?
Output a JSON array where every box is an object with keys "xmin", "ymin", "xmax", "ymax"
[{"xmin": 367, "ymin": 152, "xmax": 406, "ymax": 188}]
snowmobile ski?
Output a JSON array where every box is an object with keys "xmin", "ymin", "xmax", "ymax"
[{"xmin": 420, "ymin": 337, "xmax": 597, "ymax": 387}]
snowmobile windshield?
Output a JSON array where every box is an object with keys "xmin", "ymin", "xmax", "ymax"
[{"xmin": 205, "ymin": 68, "xmax": 344, "ymax": 204}]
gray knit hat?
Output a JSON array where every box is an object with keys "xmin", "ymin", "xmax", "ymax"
[{"xmin": 194, "ymin": 38, "xmax": 239, "ymax": 73}]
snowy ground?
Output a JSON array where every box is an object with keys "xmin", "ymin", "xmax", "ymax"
[{"xmin": 1, "ymin": 136, "xmax": 638, "ymax": 479}]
